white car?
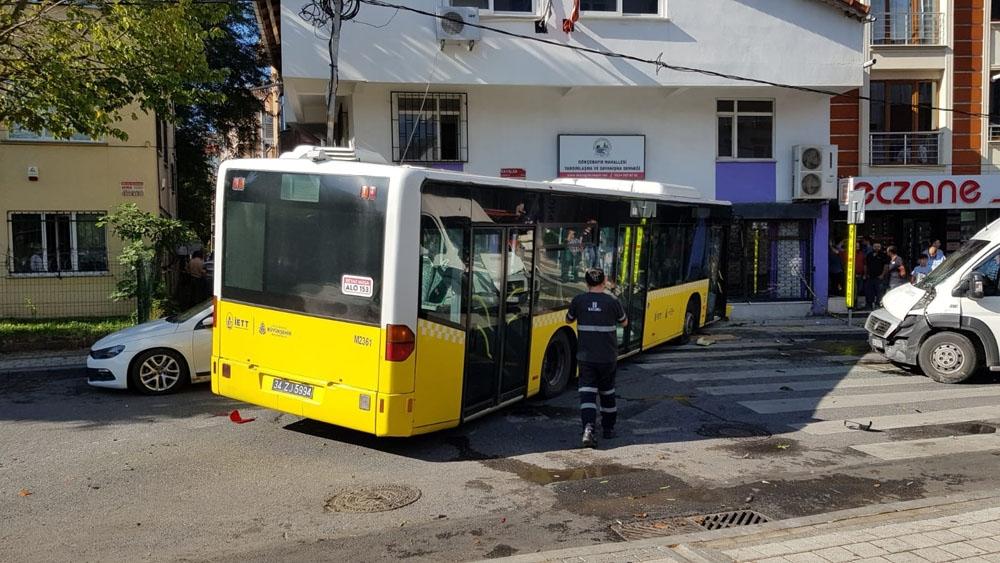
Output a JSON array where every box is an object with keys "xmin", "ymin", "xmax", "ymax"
[{"xmin": 87, "ymin": 300, "xmax": 214, "ymax": 394}]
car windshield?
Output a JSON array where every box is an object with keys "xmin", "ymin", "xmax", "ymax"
[
  {"xmin": 166, "ymin": 299, "xmax": 212, "ymax": 323},
  {"xmin": 914, "ymin": 239, "xmax": 989, "ymax": 290}
]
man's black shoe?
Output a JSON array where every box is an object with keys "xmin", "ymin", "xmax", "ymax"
[
  {"xmin": 602, "ymin": 427, "xmax": 616, "ymax": 440},
  {"xmin": 581, "ymin": 424, "xmax": 598, "ymax": 449}
]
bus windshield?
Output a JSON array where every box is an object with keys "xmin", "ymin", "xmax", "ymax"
[
  {"xmin": 914, "ymin": 239, "xmax": 989, "ymax": 290},
  {"xmin": 220, "ymin": 170, "xmax": 389, "ymax": 324}
]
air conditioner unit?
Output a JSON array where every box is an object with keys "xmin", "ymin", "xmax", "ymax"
[
  {"xmin": 793, "ymin": 144, "xmax": 838, "ymax": 200},
  {"xmin": 435, "ymin": 6, "xmax": 480, "ymax": 50}
]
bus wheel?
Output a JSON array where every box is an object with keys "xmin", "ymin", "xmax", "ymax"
[
  {"xmin": 540, "ymin": 331, "xmax": 573, "ymax": 398},
  {"xmin": 129, "ymin": 349, "xmax": 190, "ymax": 395},
  {"xmin": 677, "ymin": 298, "xmax": 700, "ymax": 345},
  {"xmin": 918, "ymin": 332, "xmax": 979, "ymax": 384}
]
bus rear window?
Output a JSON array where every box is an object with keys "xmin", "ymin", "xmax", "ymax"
[{"xmin": 221, "ymin": 170, "xmax": 388, "ymax": 324}]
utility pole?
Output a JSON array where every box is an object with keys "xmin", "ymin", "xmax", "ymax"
[
  {"xmin": 325, "ymin": 0, "xmax": 342, "ymax": 146},
  {"xmin": 299, "ymin": 0, "xmax": 359, "ymax": 146}
]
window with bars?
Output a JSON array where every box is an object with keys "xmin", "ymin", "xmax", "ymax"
[
  {"xmin": 581, "ymin": 0, "xmax": 659, "ymax": 15},
  {"xmin": 7, "ymin": 125, "xmax": 97, "ymax": 143},
  {"xmin": 717, "ymin": 100, "xmax": 774, "ymax": 160},
  {"xmin": 7, "ymin": 212, "xmax": 108, "ymax": 275},
  {"xmin": 450, "ymin": 0, "xmax": 535, "ymax": 14},
  {"xmin": 391, "ymin": 92, "xmax": 468, "ymax": 163}
]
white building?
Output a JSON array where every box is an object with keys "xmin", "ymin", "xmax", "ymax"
[{"xmin": 255, "ymin": 0, "xmax": 866, "ymax": 315}]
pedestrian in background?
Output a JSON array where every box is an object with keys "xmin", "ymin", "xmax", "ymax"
[
  {"xmin": 886, "ymin": 246, "xmax": 906, "ymax": 290},
  {"xmin": 566, "ymin": 268, "xmax": 628, "ymax": 449},
  {"xmin": 864, "ymin": 242, "xmax": 889, "ymax": 310},
  {"xmin": 911, "ymin": 253, "xmax": 932, "ymax": 285},
  {"xmin": 927, "ymin": 244, "xmax": 946, "ymax": 271}
]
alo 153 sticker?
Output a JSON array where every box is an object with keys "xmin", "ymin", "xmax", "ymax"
[{"xmin": 341, "ymin": 275, "xmax": 374, "ymax": 298}]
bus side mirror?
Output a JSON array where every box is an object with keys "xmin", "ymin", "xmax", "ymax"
[{"xmin": 968, "ymin": 272, "xmax": 986, "ymax": 300}]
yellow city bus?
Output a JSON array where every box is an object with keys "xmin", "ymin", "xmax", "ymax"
[{"xmin": 211, "ymin": 147, "xmax": 731, "ymax": 437}]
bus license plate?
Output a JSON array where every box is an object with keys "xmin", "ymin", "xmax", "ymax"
[{"xmin": 271, "ymin": 378, "xmax": 313, "ymax": 399}]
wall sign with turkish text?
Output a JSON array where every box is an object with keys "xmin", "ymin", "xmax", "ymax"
[
  {"xmin": 840, "ymin": 175, "xmax": 1000, "ymax": 211},
  {"xmin": 558, "ymin": 135, "xmax": 645, "ymax": 180}
]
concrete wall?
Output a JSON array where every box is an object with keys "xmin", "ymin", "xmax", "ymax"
[
  {"xmin": 350, "ymin": 83, "xmax": 832, "ymax": 202},
  {"xmin": 0, "ymin": 111, "xmax": 168, "ymax": 318},
  {"xmin": 282, "ymin": 0, "xmax": 864, "ymax": 89}
]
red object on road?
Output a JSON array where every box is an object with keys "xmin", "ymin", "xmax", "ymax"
[{"xmin": 229, "ymin": 410, "xmax": 256, "ymax": 424}]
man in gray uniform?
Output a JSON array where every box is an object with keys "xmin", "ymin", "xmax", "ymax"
[{"xmin": 566, "ymin": 268, "xmax": 628, "ymax": 448}]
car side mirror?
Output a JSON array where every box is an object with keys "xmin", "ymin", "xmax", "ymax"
[
  {"xmin": 968, "ymin": 272, "xmax": 986, "ymax": 300},
  {"xmin": 199, "ymin": 316, "xmax": 215, "ymax": 328}
]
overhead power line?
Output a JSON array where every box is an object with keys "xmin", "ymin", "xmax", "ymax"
[{"xmin": 357, "ymin": 0, "xmax": 995, "ymax": 121}]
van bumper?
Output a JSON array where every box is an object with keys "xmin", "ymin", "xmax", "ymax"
[{"xmin": 868, "ymin": 313, "xmax": 929, "ymax": 366}]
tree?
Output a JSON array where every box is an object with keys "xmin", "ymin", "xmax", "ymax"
[
  {"xmin": 99, "ymin": 204, "xmax": 196, "ymax": 321},
  {"xmin": 175, "ymin": 3, "xmax": 267, "ymax": 243},
  {"xmin": 0, "ymin": 0, "xmax": 227, "ymax": 140}
]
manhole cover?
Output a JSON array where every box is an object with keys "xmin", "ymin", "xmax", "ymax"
[
  {"xmin": 693, "ymin": 510, "xmax": 769, "ymax": 530},
  {"xmin": 611, "ymin": 517, "xmax": 703, "ymax": 540},
  {"xmin": 324, "ymin": 484, "xmax": 421, "ymax": 513},
  {"xmin": 696, "ymin": 422, "xmax": 772, "ymax": 441}
]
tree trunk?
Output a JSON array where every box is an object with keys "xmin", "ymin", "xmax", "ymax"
[{"xmin": 325, "ymin": 0, "xmax": 343, "ymax": 146}]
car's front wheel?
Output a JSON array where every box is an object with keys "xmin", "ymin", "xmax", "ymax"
[
  {"xmin": 129, "ymin": 349, "xmax": 189, "ymax": 395},
  {"xmin": 918, "ymin": 332, "xmax": 979, "ymax": 384}
]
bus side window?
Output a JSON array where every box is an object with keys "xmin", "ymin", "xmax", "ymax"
[{"xmin": 420, "ymin": 215, "xmax": 466, "ymax": 327}]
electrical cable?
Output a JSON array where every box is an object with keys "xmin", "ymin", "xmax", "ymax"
[{"xmin": 357, "ymin": 0, "xmax": 997, "ymax": 121}]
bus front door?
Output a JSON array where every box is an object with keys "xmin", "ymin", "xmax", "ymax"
[
  {"xmin": 463, "ymin": 227, "xmax": 534, "ymax": 418},
  {"xmin": 616, "ymin": 224, "xmax": 648, "ymax": 354}
]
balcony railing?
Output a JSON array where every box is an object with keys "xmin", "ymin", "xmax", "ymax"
[
  {"xmin": 991, "ymin": 123, "xmax": 1000, "ymax": 142},
  {"xmin": 870, "ymin": 131, "xmax": 941, "ymax": 166},
  {"xmin": 871, "ymin": 12, "xmax": 945, "ymax": 46}
]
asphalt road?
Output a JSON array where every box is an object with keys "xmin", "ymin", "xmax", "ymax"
[{"xmin": 4, "ymin": 318, "xmax": 1000, "ymax": 562}]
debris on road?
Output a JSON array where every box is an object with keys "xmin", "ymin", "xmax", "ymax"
[
  {"xmin": 695, "ymin": 337, "xmax": 714, "ymax": 346},
  {"xmin": 18, "ymin": 489, "xmax": 31, "ymax": 497},
  {"xmin": 844, "ymin": 420, "xmax": 873, "ymax": 432},
  {"xmin": 229, "ymin": 410, "xmax": 256, "ymax": 424}
]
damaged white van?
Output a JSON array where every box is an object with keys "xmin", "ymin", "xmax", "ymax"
[{"xmin": 866, "ymin": 219, "xmax": 1000, "ymax": 384}]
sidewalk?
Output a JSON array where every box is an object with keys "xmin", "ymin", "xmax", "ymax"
[
  {"xmin": 501, "ymin": 491, "xmax": 1000, "ymax": 562},
  {"xmin": 0, "ymin": 349, "xmax": 88, "ymax": 374}
]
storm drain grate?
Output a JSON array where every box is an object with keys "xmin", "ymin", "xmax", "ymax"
[
  {"xmin": 324, "ymin": 484, "xmax": 421, "ymax": 513},
  {"xmin": 695, "ymin": 422, "xmax": 772, "ymax": 441},
  {"xmin": 693, "ymin": 510, "xmax": 770, "ymax": 530}
]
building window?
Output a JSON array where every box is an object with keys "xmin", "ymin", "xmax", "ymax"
[
  {"xmin": 717, "ymin": 100, "xmax": 774, "ymax": 159},
  {"xmin": 7, "ymin": 125, "xmax": 97, "ymax": 143},
  {"xmin": 450, "ymin": 0, "xmax": 534, "ymax": 13},
  {"xmin": 391, "ymin": 92, "xmax": 469, "ymax": 163},
  {"xmin": 7, "ymin": 212, "xmax": 108, "ymax": 275},
  {"xmin": 581, "ymin": 0, "xmax": 658, "ymax": 15}
]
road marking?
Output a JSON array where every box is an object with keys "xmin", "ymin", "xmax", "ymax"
[
  {"xmin": 789, "ymin": 405, "xmax": 1000, "ymax": 435},
  {"xmin": 661, "ymin": 365, "xmax": 889, "ymax": 383},
  {"xmin": 851, "ymin": 434, "xmax": 1000, "ymax": 460},
  {"xmin": 641, "ymin": 348, "xmax": 786, "ymax": 360},
  {"xmin": 675, "ymin": 341, "xmax": 796, "ymax": 350},
  {"xmin": 697, "ymin": 375, "xmax": 917, "ymax": 396},
  {"xmin": 740, "ymin": 385, "xmax": 1000, "ymax": 414},
  {"xmin": 636, "ymin": 356, "xmax": 868, "ymax": 374}
]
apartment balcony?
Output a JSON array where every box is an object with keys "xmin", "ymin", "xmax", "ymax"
[
  {"xmin": 871, "ymin": 12, "xmax": 945, "ymax": 46},
  {"xmin": 869, "ymin": 131, "xmax": 941, "ymax": 166},
  {"xmin": 991, "ymin": 123, "xmax": 1000, "ymax": 142}
]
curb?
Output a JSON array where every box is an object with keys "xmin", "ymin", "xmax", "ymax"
[
  {"xmin": 0, "ymin": 349, "xmax": 89, "ymax": 374},
  {"xmin": 495, "ymin": 490, "xmax": 1000, "ymax": 562}
]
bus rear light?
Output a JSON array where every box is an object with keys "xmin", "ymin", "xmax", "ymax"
[
  {"xmin": 385, "ymin": 324, "xmax": 415, "ymax": 362},
  {"xmin": 222, "ymin": 363, "xmax": 231, "ymax": 378}
]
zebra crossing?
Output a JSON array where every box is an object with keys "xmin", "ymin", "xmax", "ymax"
[{"xmin": 640, "ymin": 332, "xmax": 1000, "ymax": 463}]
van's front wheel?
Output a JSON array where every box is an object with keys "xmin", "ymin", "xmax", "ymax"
[{"xmin": 918, "ymin": 332, "xmax": 979, "ymax": 384}]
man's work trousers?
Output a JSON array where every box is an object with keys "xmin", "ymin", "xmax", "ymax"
[{"xmin": 578, "ymin": 361, "xmax": 617, "ymax": 430}]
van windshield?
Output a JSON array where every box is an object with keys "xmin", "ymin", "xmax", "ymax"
[{"xmin": 914, "ymin": 239, "xmax": 989, "ymax": 290}]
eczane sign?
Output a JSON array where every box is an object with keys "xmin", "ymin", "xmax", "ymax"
[
  {"xmin": 841, "ymin": 175, "xmax": 1000, "ymax": 211},
  {"xmin": 558, "ymin": 135, "xmax": 645, "ymax": 180}
]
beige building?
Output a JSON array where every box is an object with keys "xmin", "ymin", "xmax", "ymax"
[{"xmin": 1, "ymin": 112, "xmax": 176, "ymax": 318}]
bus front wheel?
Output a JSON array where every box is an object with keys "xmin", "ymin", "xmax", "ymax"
[
  {"xmin": 677, "ymin": 297, "xmax": 700, "ymax": 345},
  {"xmin": 540, "ymin": 331, "xmax": 573, "ymax": 398}
]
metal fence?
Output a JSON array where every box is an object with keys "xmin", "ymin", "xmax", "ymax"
[
  {"xmin": 1, "ymin": 259, "xmax": 134, "ymax": 319},
  {"xmin": 871, "ymin": 12, "xmax": 945, "ymax": 46},
  {"xmin": 727, "ymin": 220, "xmax": 814, "ymax": 302},
  {"xmin": 870, "ymin": 131, "xmax": 941, "ymax": 166}
]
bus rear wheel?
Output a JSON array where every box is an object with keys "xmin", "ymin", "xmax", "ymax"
[
  {"xmin": 677, "ymin": 297, "xmax": 700, "ymax": 345},
  {"xmin": 540, "ymin": 331, "xmax": 573, "ymax": 398}
]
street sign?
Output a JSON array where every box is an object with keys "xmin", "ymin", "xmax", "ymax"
[{"xmin": 847, "ymin": 185, "xmax": 866, "ymax": 225}]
